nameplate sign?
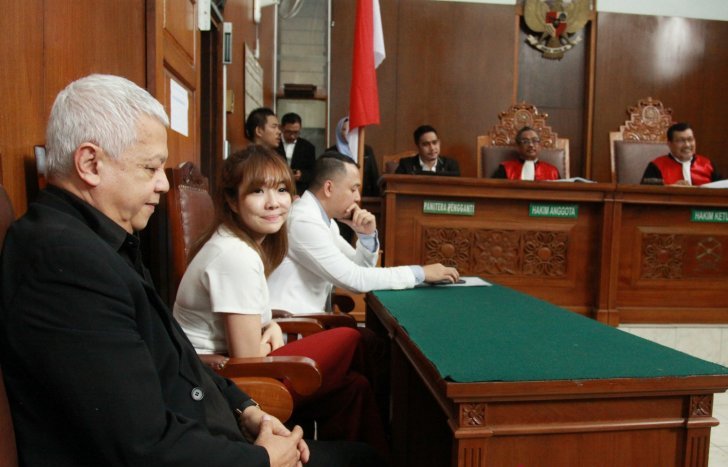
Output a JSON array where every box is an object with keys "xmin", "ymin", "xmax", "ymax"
[
  {"xmin": 691, "ymin": 209, "xmax": 728, "ymax": 223},
  {"xmin": 529, "ymin": 203, "xmax": 578, "ymax": 218},
  {"xmin": 423, "ymin": 200, "xmax": 475, "ymax": 216}
]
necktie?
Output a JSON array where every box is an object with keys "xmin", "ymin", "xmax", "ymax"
[
  {"xmin": 681, "ymin": 160, "xmax": 692, "ymax": 185},
  {"xmin": 521, "ymin": 160, "xmax": 535, "ymax": 181}
]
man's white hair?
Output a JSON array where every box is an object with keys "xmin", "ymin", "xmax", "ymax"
[{"xmin": 45, "ymin": 74, "xmax": 169, "ymax": 180}]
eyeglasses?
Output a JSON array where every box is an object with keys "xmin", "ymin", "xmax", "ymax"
[
  {"xmin": 671, "ymin": 137, "xmax": 694, "ymax": 144},
  {"xmin": 518, "ymin": 138, "xmax": 541, "ymax": 145}
]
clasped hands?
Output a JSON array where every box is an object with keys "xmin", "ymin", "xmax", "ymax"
[
  {"xmin": 241, "ymin": 405, "xmax": 310, "ymax": 466},
  {"xmin": 338, "ymin": 203, "xmax": 376, "ymax": 236}
]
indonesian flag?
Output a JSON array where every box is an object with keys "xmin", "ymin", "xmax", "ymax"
[{"xmin": 348, "ymin": 0, "xmax": 385, "ymax": 164}]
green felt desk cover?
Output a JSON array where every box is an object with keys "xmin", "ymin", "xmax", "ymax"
[{"xmin": 372, "ymin": 285, "xmax": 728, "ymax": 383}]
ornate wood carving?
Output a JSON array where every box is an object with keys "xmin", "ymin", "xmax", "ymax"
[
  {"xmin": 423, "ymin": 227, "xmax": 569, "ymax": 277},
  {"xmin": 618, "ymin": 97, "xmax": 674, "ymax": 142},
  {"xmin": 460, "ymin": 403, "xmax": 486, "ymax": 426},
  {"xmin": 693, "ymin": 236, "xmax": 723, "ymax": 273},
  {"xmin": 486, "ymin": 102, "xmax": 559, "ymax": 148},
  {"xmin": 472, "ymin": 230, "xmax": 520, "ymax": 275},
  {"xmin": 423, "ymin": 227, "xmax": 472, "ymax": 270},
  {"xmin": 690, "ymin": 395, "xmax": 713, "ymax": 417},
  {"xmin": 522, "ymin": 231, "xmax": 568, "ymax": 276},
  {"xmin": 641, "ymin": 233, "xmax": 684, "ymax": 279}
]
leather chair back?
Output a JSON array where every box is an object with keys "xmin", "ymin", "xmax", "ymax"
[
  {"xmin": 608, "ymin": 97, "xmax": 674, "ymax": 184},
  {"xmin": 613, "ymin": 140, "xmax": 669, "ymax": 185},
  {"xmin": 165, "ymin": 162, "xmax": 214, "ymax": 299}
]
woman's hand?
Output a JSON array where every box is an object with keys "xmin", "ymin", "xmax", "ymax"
[
  {"xmin": 198, "ymin": 353, "xmax": 230, "ymax": 370},
  {"xmin": 261, "ymin": 321, "xmax": 285, "ymax": 355}
]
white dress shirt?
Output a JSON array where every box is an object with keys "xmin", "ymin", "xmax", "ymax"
[{"xmin": 268, "ymin": 191, "xmax": 417, "ymax": 314}]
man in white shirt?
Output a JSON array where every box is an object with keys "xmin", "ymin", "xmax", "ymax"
[{"xmin": 268, "ymin": 152, "xmax": 459, "ymax": 315}]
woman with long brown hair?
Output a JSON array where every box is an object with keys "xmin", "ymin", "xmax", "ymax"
[{"xmin": 173, "ymin": 145, "xmax": 388, "ymax": 458}]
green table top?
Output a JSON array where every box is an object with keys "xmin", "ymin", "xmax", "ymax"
[{"xmin": 372, "ymin": 284, "xmax": 728, "ymax": 383}]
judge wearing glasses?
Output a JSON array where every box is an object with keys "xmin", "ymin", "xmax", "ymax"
[
  {"xmin": 491, "ymin": 126, "xmax": 560, "ymax": 181},
  {"xmin": 641, "ymin": 122, "xmax": 722, "ymax": 186}
]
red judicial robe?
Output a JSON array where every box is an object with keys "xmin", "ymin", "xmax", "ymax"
[
  {"xmin": 498, "ymin": 159, "xmax": 560, "ymax": 181},
  {"xmin": 645, "ymin": 154, "xmax": 716, "ymax": 186}
]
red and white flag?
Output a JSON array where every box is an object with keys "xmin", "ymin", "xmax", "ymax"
[{"xmin": 348, "ymin": 0, "xmax": 385, "ymax": 164}]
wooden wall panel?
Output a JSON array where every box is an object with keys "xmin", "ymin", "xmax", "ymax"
[
  {"xmin": 591, "ymin": 13, "xmax": 728, "ymax": 182},
  {"xmin": 222, "ymin": 0, "xmax": 276, "ymax": 151},
  {"xmin": 0, "ymin": 0, "xmax": 146, "ymax": 216},
  {"xmin": 0, "ymin": 0, "xmax": 44, "ymax": 215},
  {"xmin": 331, "ymin": 0, "xmax": 517, "ymax": 178},
  {"xmin": 517, "ymin": 22, "xmax": 589, "ymax": 178}
]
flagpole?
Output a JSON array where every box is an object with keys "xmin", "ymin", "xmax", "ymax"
[{"xmin": 358, "ymin": 126, "xmax": 367, "ymax": 191}]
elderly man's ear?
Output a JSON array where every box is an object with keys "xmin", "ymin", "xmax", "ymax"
[{"xmin": 74, "ymin": 143, "xmax": 103, "ymax": 187}]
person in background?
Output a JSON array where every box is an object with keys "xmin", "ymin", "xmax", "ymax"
[
  {"xmin": 173, "ymin": 146, "xmax": 388, "ymax": 461},
  {"xmin": 491, "ymin": 126, "xmax": 560, "ymax": 181},
  {"xmin": 0, "ymin": 73, "xmax": 380, "ymax": 467},
  {"xmin": 245, "ymin": 107, "xmax": 281, "ymax": 151},
  {"xmin": 328, "ymin": 116, "xmax": 380, "ymax": 197},
  {"xmin": 276, "ymin": 112, "xmax": 316, "ymax": 195},
  {"xmin": 327, "ymin": 116, "xmax": 381, "ymax": 243},
  {"xmin": 641, "ymin": 122, "xmax": 722, "ymax": 186},
  {"xmin": 395, "ymin": 125, "xmax": 460, "ymax": 176}
]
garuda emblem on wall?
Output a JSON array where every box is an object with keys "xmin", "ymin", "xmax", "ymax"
[{"xmin": 524, "ymin": 0, "xmax": 591, "ymax": 59}]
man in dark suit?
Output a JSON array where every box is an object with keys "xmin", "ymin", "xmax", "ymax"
[
  {"xmin": 276, "ymin": 112, "xmax": 317, "ymax": 195},
  {"xmin": 0, "ymin": 74, "xmax": 384, "ymax": 467},
  {"xmin": 395, "ymin": 125, "xmax": 460, "ymax": 176}
]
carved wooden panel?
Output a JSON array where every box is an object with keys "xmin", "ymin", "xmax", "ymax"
[
  {"xmin": 618, "ymin": 97, "xmax": 674, "ymax": 142},
  {"xmin": 523, "ymin": 231, "xmax": 568, "ymax": 276},
  {"xmin": 423, "ymin": 227, "xmax": 569, "ymax": 277},
  {"xmin": 690, "ymin": 395, "xmax": 713, "ymax": 417},
  {"xmin": 485, "ymin": 102, "xmax": 560, "ymax": 148},
  {"xmin": 641, "ymin": 233, "xmax": 684, "ymax": 279},
  {"xmin": 472, "ymin": 230, "xmax": 521, "ymax": 275},
  {"xmin": 423, "ymin": 227, "xmax": 472, "ymax": 270},
  {"xmin": 460, "ymin": 403, "xmax": 486, "ymax": 427},
  {"xmin": 640, "ymin": 232, "xmax": 728, "ymax": 280}
]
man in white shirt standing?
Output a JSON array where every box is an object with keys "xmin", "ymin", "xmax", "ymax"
[
  {"xmin": 268, "ymin": 152, "xmax": 459, "ymax": 315},
  {"xmin": 275, "ymin": 112, "xmax": 317, "ymax": 196}
]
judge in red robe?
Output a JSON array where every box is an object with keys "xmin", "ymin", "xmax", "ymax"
[
  {"xmin": 492, "ymin": 126, "xmax": 560, "ymax": 181},
  {"xmin": 641, "ymin": 122, "xmax": 721, "ymax": 186}
]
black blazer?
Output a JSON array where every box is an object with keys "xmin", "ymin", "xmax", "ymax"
[
  {"xmin": 394, "ymin": 154, "xmax": 460, "ymax": 176},
  {"xmin": 276, "ymin": 137, "xmax": 316, "ymax": 195},
  {"xmin": 0, "ymin": 187, "xmax": 268, "ymax": 466}
]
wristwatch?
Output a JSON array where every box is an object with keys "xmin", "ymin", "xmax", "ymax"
[{"xmin": 236, "ymin": 398, "xmax": 260, "ymax": 415}]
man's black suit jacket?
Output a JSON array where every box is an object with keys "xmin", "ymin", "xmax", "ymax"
[
  {"xmin": 276, "ymin": 137, "xmax": 316, "ymax": 195},
  {"xmin": 394, "ymin": 154, "xmax": 460, "ymax": 176},
  {"xmin": 0, "ymin": 187, "xmax": 268, "ymax": 466}
]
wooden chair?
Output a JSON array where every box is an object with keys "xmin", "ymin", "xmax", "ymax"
[
  {"xmin": 476, "ymin": 102, "xmax": 570, "ymax": 178},
  {"xmin": 0, "ymin": 367, "xmax": 18, "ymax": 467},
  {"xmin": 382, "ymin": 150, "xmax": 413, "ymax": 174},
  {"xmin": 609, "ymin": 97, "xmax": 673, "ymax": 184},
  {"xmin": 165, "ymin": 162, "xmax": 323, "ymax": 418}
]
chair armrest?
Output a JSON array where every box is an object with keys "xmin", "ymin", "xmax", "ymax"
[
  {"xmin": 218, "ymin": 356, "xmax": 322, "ymax": 396},
  {"xmin": 272, "ymin": 309, "xmax": 357, "ymax": 329},
  {"xmin": 272, "ymin": 309, "xmax": 293, "ymax": 319},
  {"xmin": 275, "ymin": 318, "xmax": 325, "ymax": 337},
  {"xmin": 230, "ymin": 376, "xmax": 293, "ymax": 422},
  {"xmin": 294, "ymin": 313, "xmax": 357, "ymax": 329}
]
